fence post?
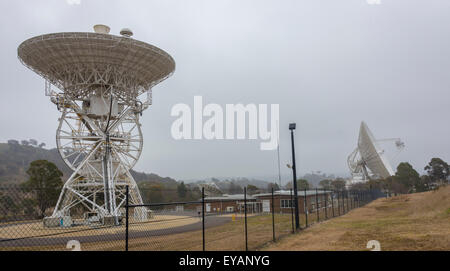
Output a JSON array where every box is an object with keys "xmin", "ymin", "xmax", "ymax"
[
  {"xmin": 347, "ymin": 190, "xmax": 350, "ymax": 211},
  {"xmin": 337, "ymin": 190, "xmax": 341, "ymax": 216},
  {"xmin": 352, "ymin": 191, "xmax": 354, "ymax": 209},
  {"xmin": 315, "ymin": 188, "xmax": 319, "ymax": 223},
  {"xmin": 244, "ymin": 187, "xmax": 248, "ymax": 251},
  {"xmin": 346, "ymin": 190, "xmax": 349, "ymax": 211},
  {"xmin": 324, "ymin": 189, "xmax": 328, "ymax": 220},
  {"xmin": 344, "ymin": 190, "xmax": 347, "ymax": 213},
  {"xmin": 202, "ymin": 187, "xmax": 205, "ymax": 251},
  {"xmin": 304, "ymin": 189, "xmax": 308, "ymax": 227},
  {"xmin": 125, "ymin": 185, "xmax": 129, "ymax": 252},
  {"xmin": 350, "ymin": 190, "xmax": 353, "ymax": 209},
  {"xmin": 271, "ymin": 188, "xmax": 275, "ymax": 242},
  {"xmin": 360, "ymin": 190, "xmax": 363, "ymax": 207},
  {"xmin": 352, "ymin": 191, "xmax": 355, "ymax": 209},
  {"xmin": 355, "ymin": 190, "xmax": 360, "ymax": 208},
  {"xmin": 290, "ymin": 189, "xmax": 294, "ymax": 233},
  {"xmin": 357, "ymin": 190, "xmax": 360, "ymax": 207},
  {"xmin": 331, "ymin": 191, "xmax": 335, "ymax": 217},
  {"xmin": 342, "ymin": 190, "xmax": 346, "ymax": 215},
  {"xmin": 360, "ymin": 190, "xmax": 362, "ymax": 205},
  {"xmin": 345, "ymin": 190, "xmax": 348, "ymax": 210}
]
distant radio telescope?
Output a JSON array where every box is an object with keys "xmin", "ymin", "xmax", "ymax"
[
  {"xmin": 347, "ymin": 122, "xmax": 405, "ymax": 185},
  {"xmin": 18, "ymin": 25, "xmax": 175, "ymax": 226}
]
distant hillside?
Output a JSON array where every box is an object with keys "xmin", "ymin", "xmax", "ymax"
[
  {"xmin": 0, "ymin": 142, "xmax": 71, "ymax": 183},
  {"xmin": 214, "ymin": 178, "xmax": 271, "ymax": 190},
  {"xmin": 188, "ymin": 177, "xmax": 273, "ymax": 194},
  {"xmin": 0, "ymin": 142, "xmax": 177, "ymax": 187},
  {"xmin": 130, "ymin": 171, "xmax": 178, "ymax": 187},
  {"xmin": 1, "ymin": 141, "xmax": 316, "ymax": 192},
  {"xmin": 302, "ymin": 172, "xmax": 337, "ymax": 188},
  {"xmin": 184, "ymin": 173, "xmax": 341, "ymax": 191}
]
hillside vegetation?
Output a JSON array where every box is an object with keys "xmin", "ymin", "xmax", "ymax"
[
  {"xmin": 0, "ymin": 142, "xmax": 177, "ymax": 186},
  {"xmin": 264, "ymin": 186, "xmax": 450, "ymax": 251}
]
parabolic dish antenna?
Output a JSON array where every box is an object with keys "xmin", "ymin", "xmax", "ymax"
[
  {"xmin": 18, "ymin": 31, "xmax": 175, "ymax": 104},
  {"xmin": 347, "ymin": 122, "xmax": 405, "ymax": 184},
  {"xmin": 18, "ymin": 26, "xmax": 175, "ymax": 226}
]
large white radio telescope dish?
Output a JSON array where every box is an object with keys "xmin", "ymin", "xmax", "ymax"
[
  {"xmin": 348, "ymin": 122, "xmax": 405, "ymax": 184},
  {"xmin": 18, "ymin": 25, "xmax": 175, "ymax": 226}
]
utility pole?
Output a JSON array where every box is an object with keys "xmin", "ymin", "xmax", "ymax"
[
  {"xmin": 289, "ymin": 123, "xmax": 300, "ymax": 230},
  {"xmin": 277, "ymin": 121, "xmax": 282, "ymax": 190}
]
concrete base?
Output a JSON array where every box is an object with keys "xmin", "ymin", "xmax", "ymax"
[
  {"xmin": 43, "ymin": 216, "xmax": 72, "ymax": 228},
  {"xmin": 147, "ymin": 210, "xmax": 154, "ymax": 219},
  {"xmin": 61, "ymin": 216, "xmax": 73, "ymax": 227},
  {"xmin": 133, "ymin": 207, "xmax": 153, "ymax": 221},
  {"xmin": 43, "ymin": 217, "xmax": 60, "ymax": 228},
  {"xmin": 102, "ymin": 215, "xmax": 120, "ymax": 226}
]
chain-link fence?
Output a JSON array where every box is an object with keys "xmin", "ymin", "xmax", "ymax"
[
  {"xmin": 0, "ymin": 185, "xmax": 126, "ymax": 251},
  {"xmin": 0, "ymin": 185, "xmax": 383, "ymax": 251}
]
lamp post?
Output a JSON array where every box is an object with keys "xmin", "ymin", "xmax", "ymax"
[{"xmin": 289, "ymin": 123, "xmax": 300, "ymax": 230}]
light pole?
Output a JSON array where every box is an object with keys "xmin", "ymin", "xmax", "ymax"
[{"xmin": 289, "ymin": 123, "xmax": 300, "ymax": 230}]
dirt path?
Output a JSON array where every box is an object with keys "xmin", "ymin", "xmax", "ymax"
[{"xmin": 263, "ymin": 186, "xmax": 450, "ymax": 251}]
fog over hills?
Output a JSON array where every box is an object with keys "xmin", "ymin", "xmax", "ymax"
[
  {"xmin": 0, "ymin": 140, "xmax": 343, "ymax": 189},
  {"xmin": 0, "ymin": 141, "xmax": 178, "ymax": 186},
  {"xmin": 182, "ymin": 171, "xmax": 344, "ymax": 189}
]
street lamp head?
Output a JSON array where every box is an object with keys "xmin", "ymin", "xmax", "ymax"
[{"xmin": 289, "ymin": 123, "xmax": 296, "ymax": 130}]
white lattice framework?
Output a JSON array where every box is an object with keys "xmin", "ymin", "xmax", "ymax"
[{"xmin": 18, "ymin": 31, "xmax": 175, "ymax": 222}]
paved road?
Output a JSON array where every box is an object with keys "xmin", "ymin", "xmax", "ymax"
[{"xmin": 0, "ymin": 215, "xmax": 231, "ymax": 249}]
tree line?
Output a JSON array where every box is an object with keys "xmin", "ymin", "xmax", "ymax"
[
  {"xmin": 320, "ymin": 158, "xmax": 449, "ymax": 194},
  {"xmin": 1, "ymin": 157, "xmax": 447, "ymax": 221},
  {"xmin": 350, "ymin": 158, "xmax": 449, "ymax": 194}
]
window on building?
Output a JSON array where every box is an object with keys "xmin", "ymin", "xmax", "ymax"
[{"xmin": 280, "ymin": 199, "xmax": 293, "ymax": 208}]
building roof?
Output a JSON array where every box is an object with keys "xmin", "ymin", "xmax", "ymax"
[
  {"xmin": 253, "ymin": 190, "xmax": 333, "ymax": 198},
  {"xmin": 204, "ymin": 194, "xmax": 255, "ymax": 201}
]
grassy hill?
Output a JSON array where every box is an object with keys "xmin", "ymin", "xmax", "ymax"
[{"xmin": 264, "ymin": 186, "xmax": 450, "ymax": 251}]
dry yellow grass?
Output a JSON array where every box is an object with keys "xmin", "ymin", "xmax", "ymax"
[
  {"xmin": 263, "ymin": 186, "xmax": 450, "ymax": 251},
  {"xmin": 126, "ymin": 213, "xmax": 294, "ymax": 251}
]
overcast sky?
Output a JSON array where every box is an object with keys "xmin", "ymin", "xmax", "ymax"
[{"xmin": 0, "ymin": 0, "xmax": 449, "ymax": 181}]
